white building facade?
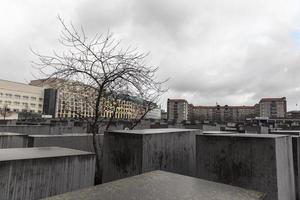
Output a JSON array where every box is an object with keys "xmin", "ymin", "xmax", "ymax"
[{"xmin": 0, "ymin": 79, "xmax": 44, "ymax": 119}]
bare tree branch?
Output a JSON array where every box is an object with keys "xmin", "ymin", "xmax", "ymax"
[{"xmin": 32, "ymin": 17, "xmax": 168, "ymax": 184}]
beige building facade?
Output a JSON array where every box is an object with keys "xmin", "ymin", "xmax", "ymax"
[
  {"xmin": 0, "ymin": 79, "xmax": 44, "ymax": 119},
  {"xmin": 30, "ymin": 79, "xmax": 146, "ymax": 120}
]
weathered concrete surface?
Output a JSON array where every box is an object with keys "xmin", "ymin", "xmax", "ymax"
[
  {"xmin": 271, "ymin": 130, "xmax": 300, "ymax": 136},
  {"xmin": 0, "ymin": 132, "xmax": 28, "ymax": 148},
  {"xmin": 262, "ymin": 133, "xmax": 300, "ymax": 199},
  {"xmin": 43, "ymin": 171, "xmax": 266, "ymax": 200},
  {"xmin": 27, "ymin": 133, "xmax": 103, "ymax": 153},
  {"xmin": 260, "ymin": 126, "xmax": 270, "ymax": 134},
  {"xmin": 102, "ymin": 128, "xmax": 198, "ymax": 183},
  {"xmin": 292, "ymin": 136, "xmax": 300, "ymax": 200},
  {"xmin": 0, "ymin": 147, "xmax": 95, "ymax": 200},
  {"xmin": 272, "ymin": 135, "xmax": 300, "ymax": 200},
  {"xmin": 196, "ymin": 134, "xmax": 295, "ymax": 200},
  {"xmin": 0, "ymin": 125, "xmax": 87, "ymax": 135},
  {"xmin": 27, "ymin": 133, "xmax": 103, "ymax": 183},
  {"xmin": 202, "ymin": 131, "xmax": 238, "ymax": 134},
  {"xmin": 244, "ymin": 126, "xmax": 260, "ymax": 133}
]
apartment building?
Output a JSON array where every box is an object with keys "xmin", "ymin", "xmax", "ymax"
[
  {"xmin": 0, "ymin": 79, "xmax": 44, "ymax": 119},
  {"xmin": 193, "ymin": 105, "xmax": 214, "ymax": 122},
  {"xmin": 169, "ymin": 97, "xmax": 288, "ymax": 123},
  {"xmin": 259, "ymin": 97, "xmax": 287, "ymax": 118},
  {"xmin": 192, "ymin": 105, "xmax": 256, "ymax": 123},
  {"xmin": 167, "ymin": 99, "xmax": 189, "ymax": 122}
]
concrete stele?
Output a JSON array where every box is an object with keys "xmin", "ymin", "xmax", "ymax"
[{"xmin": 196, "ymin": 133, "xmax": 295, "ymax": 200}]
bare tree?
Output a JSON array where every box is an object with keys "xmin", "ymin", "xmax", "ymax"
[{"xmin": 32, "ymin": 16, "xmax": 167, "ymax": 184}]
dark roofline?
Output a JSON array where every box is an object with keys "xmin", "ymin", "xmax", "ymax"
[
  {"xmin": 259, "ymin": 97, "xmax": 286, "ymax": 102},
  {"xmin": 168, "ymin": 98, "xmax": 188, "ymax": 102}
]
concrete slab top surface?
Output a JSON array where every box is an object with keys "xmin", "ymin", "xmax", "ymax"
[
  {"xmin": 268, "ymin": 134, "xmax": 300, "ymax": 138},
  {"xmin": 28, "ymin": 133, "xmax": 104, "ymax": 137},
  {"xmin": 107, "ymin": 128, "xmax": 199, "ymax": 135},
  {"xmin": 197, "ymin": 133, "xmax": 288, "ymax": 138},
  {"xmin": 0, "ymin": 147, "xmax": 94, "ymax": 162},
  {"xmin": 44, "ymin": 171, "xmax": 265, "ymax": 200},
  {"xmin": 202, "ymin": 131, "xmax": 238, "ymax": 134},
  {"xmin": 0, "ymin": 132, "xmax": 27, "ymax": 136},
  {"xmin": 272, "ymin": 130, "xmax": 300, "ymax": 133},
  {"xmin": 0, "ymin": 125, "xmax": 44, "ymax": 127}
]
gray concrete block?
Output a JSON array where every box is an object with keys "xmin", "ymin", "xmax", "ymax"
[
  {"xmin": 27, "ymin": 133, "xmax": 103, "ymax": 153},
  {"xmin": 102, "ymin": 128, "xmax": 198, "ymax": 183},
  {"xmin": 271, "ymin": 130, "xmax": 300, "ymax": 136},
  {"xmin": 0, "ymin": 125, "xmax": 87, "ymax": 135},
  {"xmin": 0, "ymin": 125, "xmax": 50, "ymax": 134},
  {"xmin": 292, "ymin": 136, "xmax": 300, "ymax": 200},
  {"xmin": 202, "ymin": 131, "xmax": 238, "ymax": 134},
  {"xmin": 262, "ymin": 133, "xmax": 300, "ymax": 200},
  {"xmin": 0, "ymin": 147, "xmax": 95, "ymax": 200},
  {"xmin": 196, "ymin": 134, "xmax": 295, "ymax": 200},
  {"xmin": 244, "ymin": 126, "xmax": 260, "ymax": 133},
  {"xmin": 0, "ymin": 132, "xmax": 28, "ymax": 148},
  {"xmin": 27, "ymin": 133, "xmax": 103, "ymax": 183},
  {"xmin": 43, "ymin": 170, "xmax": 266, "ymax": 200}
]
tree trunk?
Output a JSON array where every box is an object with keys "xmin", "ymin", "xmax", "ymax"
[{"xmin": 91, "ymin": 123, "xmax": 102, "ymax": 185}]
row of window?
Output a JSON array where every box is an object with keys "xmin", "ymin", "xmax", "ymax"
[
  {"xmin": 0, "ymin": 108, "xmax": 42, "ymax": 113},
  {"xmin": 0, "ymin": 93, "xmax": 43, "ymax": 101},
  {"xmin": 0, "ymin": 100, "xmax": 42, "ymax": 108}
]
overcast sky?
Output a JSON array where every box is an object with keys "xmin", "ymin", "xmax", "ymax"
[{"xmin": 1, "ymin": 0, "xmax": 300, "ymax": 110}]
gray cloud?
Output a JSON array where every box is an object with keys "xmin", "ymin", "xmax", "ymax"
[{"xmin": 1, "ymin": 0, "xmax": 300, "ymax": 110}]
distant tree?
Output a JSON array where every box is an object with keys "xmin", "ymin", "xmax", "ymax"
[
  {"xmin": 0, "ymin": 104, "xmax": 9, "ymax": 120},
  {"xmin": 32, "ymin": 16, "xmax": 167, "ymax": 184}
]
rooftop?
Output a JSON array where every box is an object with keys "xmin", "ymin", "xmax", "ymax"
[
  {"xmin": 167, "ymin": 98, "xmax": 188, "ymax": 102},
  {"xmin": 0, "ymin": 79, "xmax": 44, "ymax": 94},
  {"xmin": 259, "ymin": 97, "xmax": 286, "ymax": 102}
]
